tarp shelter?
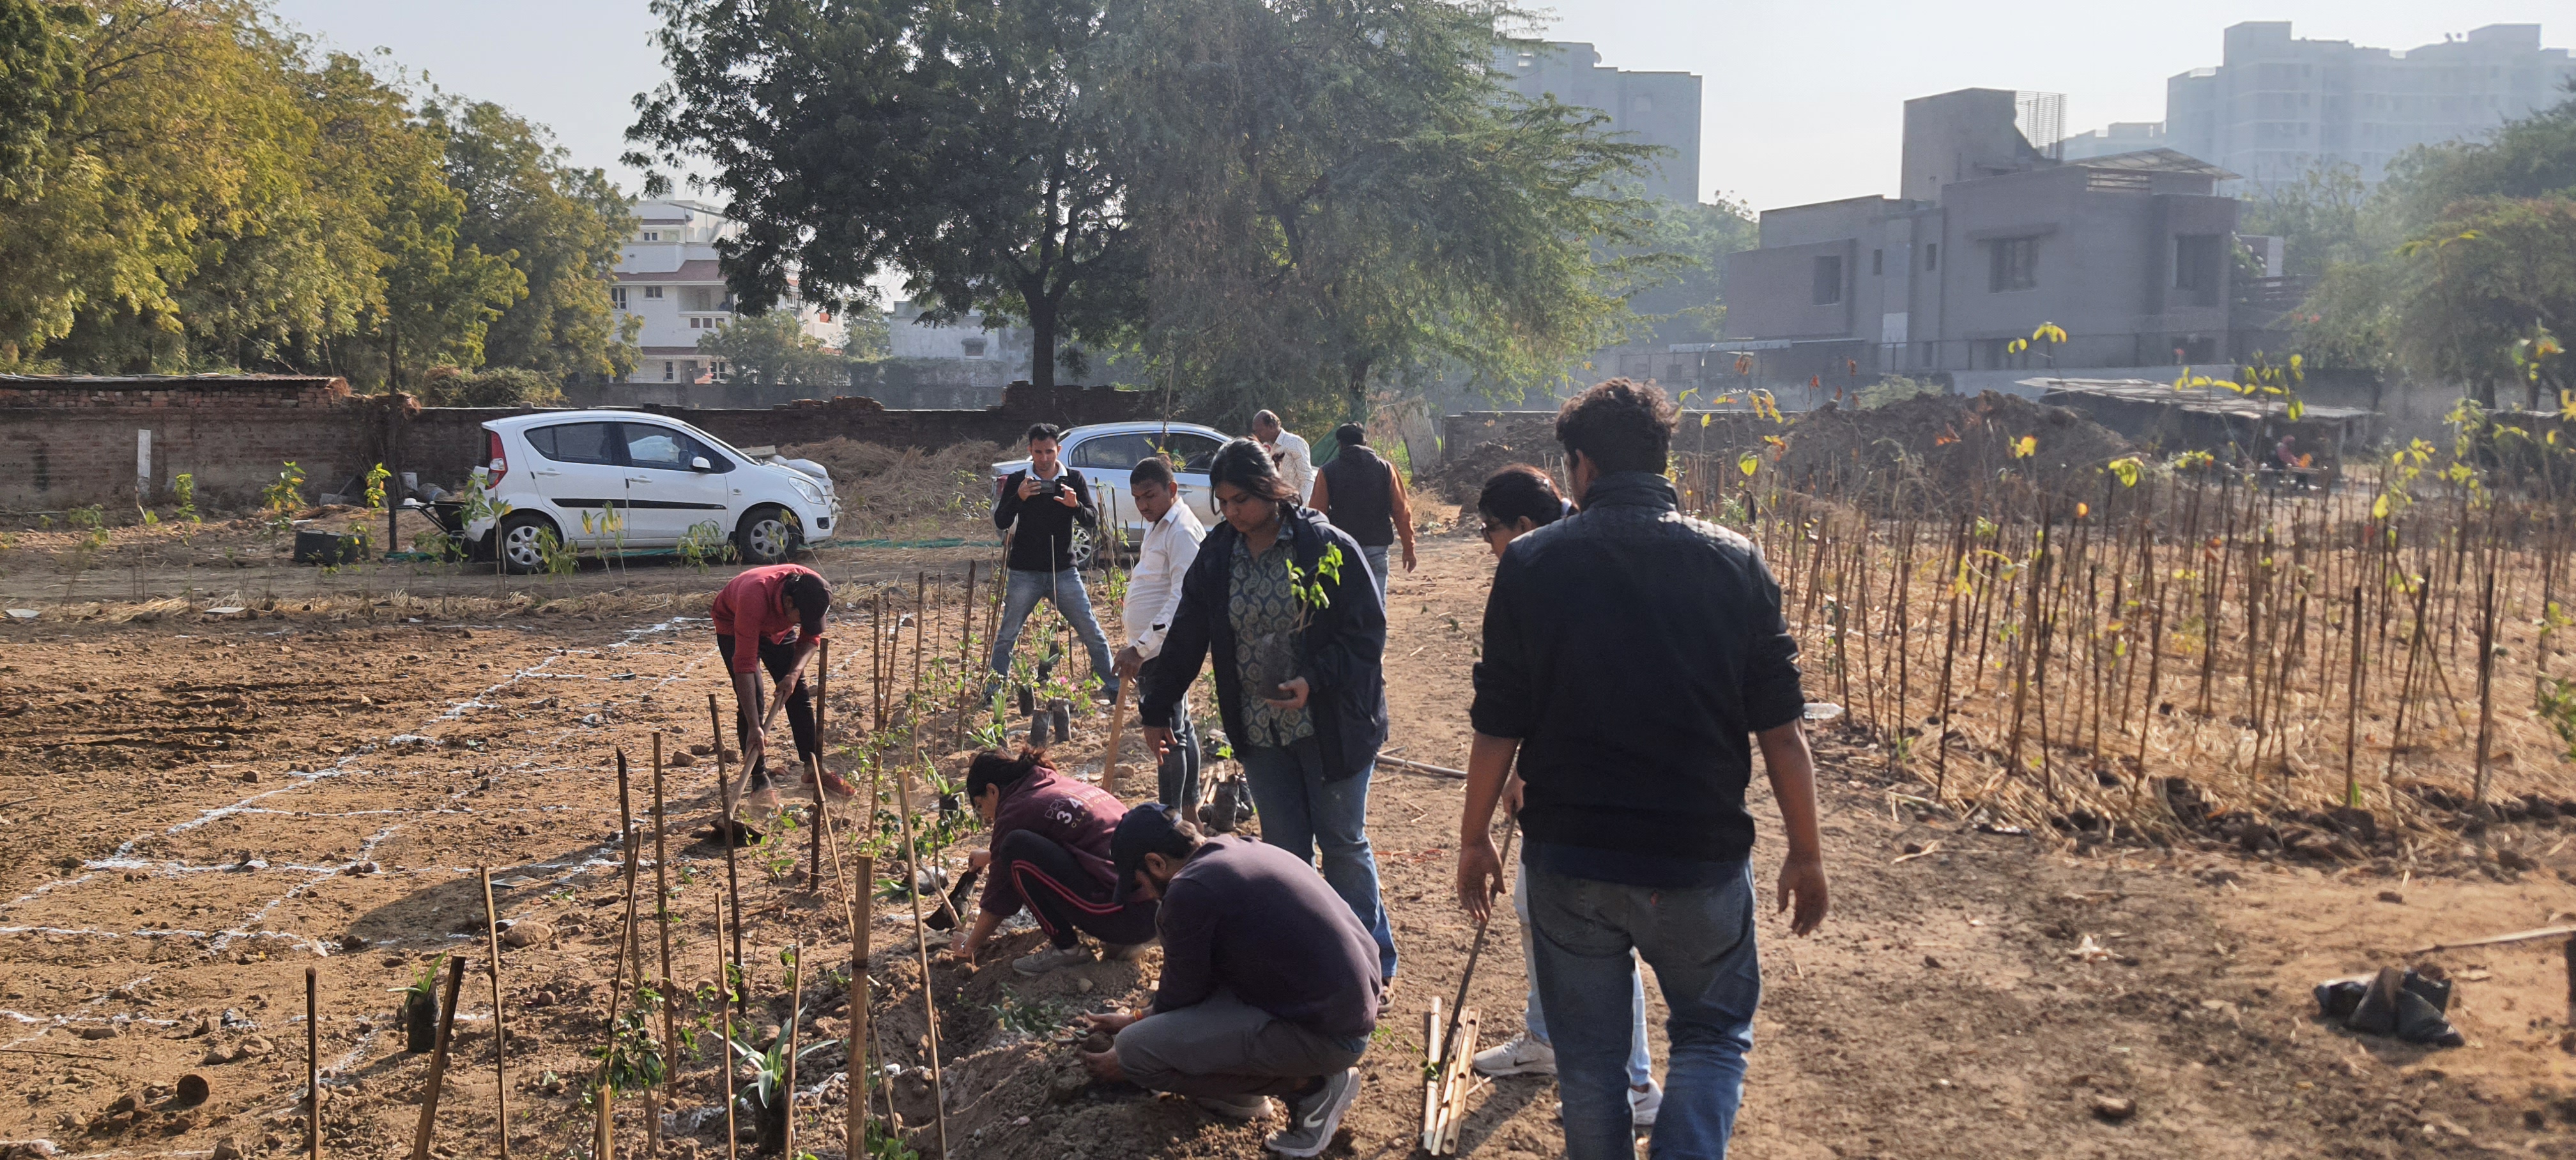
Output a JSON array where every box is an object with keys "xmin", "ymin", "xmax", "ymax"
[{"xmin": 2019, "ymin": 376, "xmax": 2375, "ymax": 470}]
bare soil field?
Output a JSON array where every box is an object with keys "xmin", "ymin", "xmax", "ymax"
[{"xmin": 3, "ymin": 526, "xmax": 2573, "ymax": 1160}]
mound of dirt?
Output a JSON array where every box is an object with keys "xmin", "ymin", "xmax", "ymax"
[
  {"xmin": 783, "ymin": 438, "xmax": 1010, "ymax": 539},
  {"xmin": 1427, "ymin": 440, "xmax": 1560, "ymax": 507},
  {"xmin": 1777, "ymin": 392, "xmax": 2135, "ymax": 517}
]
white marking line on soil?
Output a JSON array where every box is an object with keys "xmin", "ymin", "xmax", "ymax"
[{"xmin": 1, "ymin": 615, "xmax": 710, "ymax": 971}]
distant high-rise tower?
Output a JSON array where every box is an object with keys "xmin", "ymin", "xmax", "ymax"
[
  {"xmin": 2165, "ymin": 22, "xmax": 2575, "ymax": 192},
  {"xmin": 1494, "ymin": 42, "xmax": 1703, "ymax": 204}
]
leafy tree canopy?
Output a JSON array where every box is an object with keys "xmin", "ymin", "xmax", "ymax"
[{"xmin": 630, "ymin": 0, "xmax": 1138, "ymax": 388}]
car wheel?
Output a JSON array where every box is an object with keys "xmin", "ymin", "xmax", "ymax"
[
  {"xmin": 736, "ymin": 504, "xmax": 803, "ymax": 565},
  {"xmin": 497, "ymin": 512, "xmax": 558, "ymax": 575},
  {"xmin": 1068, "ymin": 525, "xmax": 1096, "ymax": 570}
]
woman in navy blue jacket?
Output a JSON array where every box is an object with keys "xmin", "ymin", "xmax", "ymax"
[{"xmin": 1138, "ymin": 438, "xmax": 1397, "ymax": 981}]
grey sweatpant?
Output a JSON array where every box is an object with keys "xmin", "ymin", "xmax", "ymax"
[{"xmin": 1114, "ymin": 986, "xmax": 1366, "ymax": 1098}]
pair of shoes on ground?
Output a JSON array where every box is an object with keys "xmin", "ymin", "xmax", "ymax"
[
  {"xmin": 1476, "ymin": 1033, "xmax": 1662, "ymax": 1128},
  {"xmin": 1011, "ymin": 938, "xmax": 1153, "ymax": 976}
]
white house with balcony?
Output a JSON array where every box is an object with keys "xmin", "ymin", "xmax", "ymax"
[{"xmin": 612, "ymin": 199, "xmax": 841, "ymax": 384}]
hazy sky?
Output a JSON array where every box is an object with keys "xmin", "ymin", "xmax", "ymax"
[{"xmin": 271, "ymin": 0, "xmax": 2568, "ymax": 212}]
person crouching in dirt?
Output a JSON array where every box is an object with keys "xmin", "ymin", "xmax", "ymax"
[
  {"xmin": 712, "ymin": 563, "xmax": 852, "ymax": 819},
  {"xmin": 1466, "ymin": 465, "xmax": 1665, "ymax": 1127},
  {"xmin": 1457, "ymin": 380, "xmax": 1828, "ymax": 1160},
  {"xmin": 1079, "ymin": 804, "xmax": 1377, "ymax": 1157},
  {"xmin": 1137, "ymin": 438, "xmax": 1399, "ymax": 983},
  {"xmin": 945, "ymin": 748, "xmax": 1157, "ymax": 975}
]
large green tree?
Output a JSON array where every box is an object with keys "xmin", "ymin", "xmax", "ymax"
[
  {"xmin": 1101, "ymin": 0, "xmax": 1664, "ymax": 420},
  {"xmin": 696, "ymin": 310, "xmax": 852, "ymax": 386},
  {"xmin": 2298, "ymin": 82, "xmax": 2576, "ymax": 402},
  {"xmin": 0, "ymin": 0, "xmax": 78, "ymax": 199},
  {"xmin": 629, "ymin": 0, "xmax": 1139, "ymax": 388},
  {"xmin": 431, "ymin": 96, "xmax": 635, "ymax": 381}
]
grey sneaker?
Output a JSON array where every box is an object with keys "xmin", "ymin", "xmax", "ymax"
[
  {"xmin": 1011, "ymin": 943, "xmax": 1095, "ymax": 976},
  {"xmin": 1266, "ymin": 1067, "xmax": 1360, "ymax": 1157},
  {"xmin": 1193, "ymin": 1094, "xmax": 1273, "ymax": 1120}
]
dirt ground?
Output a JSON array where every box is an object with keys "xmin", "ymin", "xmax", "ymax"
[{"xmin": 8, "ymin": 522, "xmax": 2576, "ymax": 1159}]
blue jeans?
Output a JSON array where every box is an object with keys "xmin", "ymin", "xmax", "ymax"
[
  {"xmin": 1360, "ymin": 544, "xmax": 1390, "ymax": 602},
  {"xmin": 1515, "ymin": 874, "xmax": 1653, "ymax": 1088},
  {"xmin": 988, "ymin": 569, "xmax": 1117, "ymax": 700},
  {"xmin": 1238, "ymin": 736, "xmax": 1399, "ymax": 980},
  {"xmin": 1143, "ymin": 657, "xmax": 1202, "ymax": 812},
  {"xmin": 1525, "ymin": 859, "xmax": 1759, "ymax": 1160}
]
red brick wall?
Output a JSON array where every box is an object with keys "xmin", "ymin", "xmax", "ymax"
[{"xmin": 0, "ymin": 377, "xmax": 1171, "ymax": 511}]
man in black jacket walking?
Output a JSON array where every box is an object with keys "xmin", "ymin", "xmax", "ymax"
[
  {"xmin": 988, "ymin": 424, "xmax": 1118, "ymax": 702},
  {"xmin": 1457, "ymin": 380, "xmax": 1828, "ymax": 1160}
]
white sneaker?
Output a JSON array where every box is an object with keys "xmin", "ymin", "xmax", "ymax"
[
  {"xmin": 1549, "ymin": 1082, "xmax": 1662, "ymax": 1129},
  {"xmin": 1630, "ymin": 1080, "xmax": 1662, "ymax": 1128},
  {"xmin": 1471, "ymin": 1032, "xmax": 1556, "ymax": 1077},
  {"xmin": 1011, "ymin": 944, "xmax": 1095, "ymax": 975}
]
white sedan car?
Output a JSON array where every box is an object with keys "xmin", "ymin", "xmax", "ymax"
[
  {"xmin": 465, "ymin": 410, "xmax": 839, "ymax": 572},
  {"xmin": 990, "ymin": 421, "xmax": 1230, "ymax": 567}
]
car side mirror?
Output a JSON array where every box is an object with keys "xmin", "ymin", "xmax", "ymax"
[{"xmin": 691, "ymin": 455, "xmax": 714, "ymax": 471}]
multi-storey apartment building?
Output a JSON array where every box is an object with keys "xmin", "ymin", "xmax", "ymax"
[{"xmin": 2160, "ymin": 22, "xmax": 2572, "ymax": 192}]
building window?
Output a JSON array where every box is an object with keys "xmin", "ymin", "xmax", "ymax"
[
  {"xmin": 641, "ymin": 231, "xmax": 660, "ymax": 242},
  {"xmin": 1871, "ymin": 248, "xmax": 1884, "ymax": 276},
  {"xmin": 962, "ymin": 337, "xmax": 988, "ymax": 358},
  {"xmin": 662, "ymin": 361, "xmax": 674, "ymax": 381},
  {"xmin": 643, "ymin": 286, "xmax": 663, "ymax": 300},
  {"xmin": 1811, "ymin": 256, "xmax": 1843, "ymax": 305},
  {"xmin": 2174, "ymin": 234, "xmax": 2223, "ymax": 306},
  {"xmin": 1924, "ymin": 243, "xmax": 1938, "ymax": 271},
  {"xmin": 1989, "ymin": 237, "xmax": 2038, "ymax": 293},
  {"xmin": 610, "ymin": 286, "xmax": 628, "ymax": 310}
]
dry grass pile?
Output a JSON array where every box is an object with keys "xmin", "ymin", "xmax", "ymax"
[
  {"xmin": 1779, "ymin": 392, "xmax": 2136, "ymax": 517},
  {"xmin": 1425, "ymin": 441, "xmax": 1561, "ymax": 506},
  {"xmin": 786, "ymin": 438, "xmax": 1009, "ymax": 540}
]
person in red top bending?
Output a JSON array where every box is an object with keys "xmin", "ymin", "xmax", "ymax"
[{"xmin": 711, "ymin": 563, "xmax": 852, "ymax": 804}]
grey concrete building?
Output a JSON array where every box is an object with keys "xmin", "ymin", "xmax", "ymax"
[
  {"xmin": 1723, "ymin": 89, "xmax": 2251, "ymax": 396},
  {"xmin": 1496, "ymin": 42, "xmax": 1702, "ymax": 204},
  {"xmin": 2058, "ymin": 122, "xmax": 2168, "ymax": 161},
  {"xmin": 2165, "ymin": 22, "xmax": 2575, "ymax": 192}
]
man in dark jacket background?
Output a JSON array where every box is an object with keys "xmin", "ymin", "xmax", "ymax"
[
  {"xmin": 1456, "ymin": 379, "xmax": 1828, "ymax": 1160},
  {"xmin": 987, "ymin": 423, "xmax": 1118, "ymax": 703}
]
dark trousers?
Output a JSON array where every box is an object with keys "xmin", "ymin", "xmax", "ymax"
[
  {"xmin": 715, "ymin": 634, "xmax": 818, "ymax": 781},
  {"xmin": 1141, "ymin": 655, "xmax": 1202, "ymax": 813},
  {"xmin": 994, "ymin": 829, "xmax": 1159, "ymax": 949}
]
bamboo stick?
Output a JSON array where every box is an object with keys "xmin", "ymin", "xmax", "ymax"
[
  {"xmin": 305, "ymin": 966, "xmax": 321, "ymax": 1160},
  {"xmin": 478, "ymin": 867, "xmax": 510, "ymax": 1160},
  {"xmin": 407, "ymin": 955, "xmax": 468, "ymax": 1160}
]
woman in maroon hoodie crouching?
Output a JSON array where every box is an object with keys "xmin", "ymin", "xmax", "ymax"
[{"xmin": 947, "ymin": 749, "xmax": 1159, "ymax": 975}]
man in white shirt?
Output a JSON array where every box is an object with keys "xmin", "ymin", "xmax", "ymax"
[
  {"xmin": 1114, "ymin": 454, "xmax": 1209, "ymax": 812},
  {"xmin": 1253, "ymin": 410, "xmax": 1315, "ymax": 503}
]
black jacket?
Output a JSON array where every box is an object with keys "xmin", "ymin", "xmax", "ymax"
[
  {"xmin": 1141, "ymin": 505, "xmax": 1388, "ymax": 781},
  {"xmin": 993, "ymin": 468, "xmax": 1099, "ymax": 572},
  {"xmin": 1469, "ymin": 472, "xmax": 1805, "ymax": 864}
]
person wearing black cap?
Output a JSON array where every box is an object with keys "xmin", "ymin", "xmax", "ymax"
[
  {"xmin": 1077, "ymin": 804, "xmax": 1378, "ymax": 1157},
  {"xmin": 946, "ymin": 749, "xmax": 1156, "ymax": 975},
  {"xmin": 1307, "ymin": 423, "xmax": 1415, "ymax": 601},
  {"xmin": 711, "ymin": 563, "xmax": 851, "ymax": 804}
]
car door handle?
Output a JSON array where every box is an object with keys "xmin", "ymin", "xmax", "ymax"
[
  {"xmin": 625, "ymin": 477, "xmax": 653, "ymax": 485},
  {"xmin": 531, "ymin": 469, "xmax": 562, "ymax": 477}
]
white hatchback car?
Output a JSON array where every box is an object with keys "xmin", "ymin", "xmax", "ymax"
[
  {"xmin": 466, "ymin": 411, "xmax": 839, "ymax": 572},
  {"xmin": 989, "ymin": 421, "xmax": 1230, "ymax": 567}
]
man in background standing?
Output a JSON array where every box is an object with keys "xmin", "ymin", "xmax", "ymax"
[
  {"xmin": 1457, "ymin": 379, "xmax": 1828, "ymax": 1160},
  {"xmin": 1252, "ymin": 410, "xmax": 1314, "ymax": 502},
  {"xmin": 1114, "ymin": 455, "xmax": 1208, "ymax": 813},
  {"xmin": 988, "ymin": 423, "xmax": 1119, "ymax": 705},
  {"xmin": 1307, "ymin": 423, "xmax": 1415, "ymax": 600}
]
